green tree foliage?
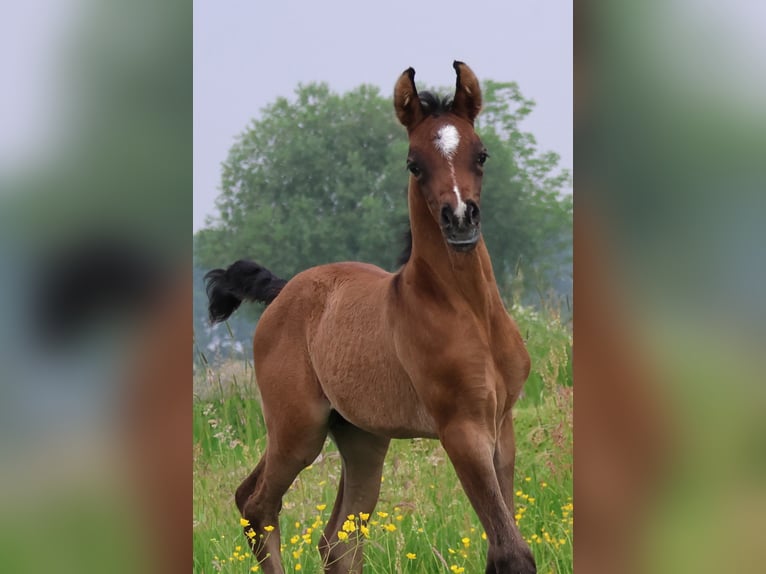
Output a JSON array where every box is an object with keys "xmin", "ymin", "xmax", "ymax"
[{"xmin": 196, "ymin": 80, "xmax": 571, "ymax": 304}]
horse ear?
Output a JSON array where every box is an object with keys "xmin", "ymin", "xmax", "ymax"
[
  {"xmin": 452, "ymin": 61, "xmax": 482, "ymax": 124},
  {"xmin": 394, "ymin": 67, "xmax": 424, "ymax": 132}
]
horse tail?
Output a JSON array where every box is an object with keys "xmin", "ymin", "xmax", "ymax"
[{"xmin": 204, "ymin": 260, "xmax": 287, "ymax": 324}]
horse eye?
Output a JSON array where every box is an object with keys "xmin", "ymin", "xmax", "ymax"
[
  {"xmin": 407, "ymin": 161, "xmax": 422, "ymax": 177},
  {"xmin": 477, "ymin": 151, "xmax": 490, "ymax": 166}
]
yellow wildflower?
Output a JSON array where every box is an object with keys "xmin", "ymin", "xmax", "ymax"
[
  {"xmin": 461, "ymin": 537, "xmax": 470, "ymax": 548},
  {"xmin": 250, "ymin": 567, "xmax": 259, "ymax": 572},
  {"xmin": 264, "ymin": 525, "xmax": 275, "ymax": 532},
  {"xmin": 360, "ymin": 525, "xmax": 370, "ymax": 538},
  {"xmin": 245, "ymin": 529, "xmax": 256, "ymax": 539},
  {"xmin": 337, "ymin": 531, "xmax": 349, "ymax": 541},
  {"xmin": 359, "ymin": 512, "xmax": 370, "ymax": 521},
  {"xmin": 316, "ymin": 504, "xmax": 327, "ymax": 511},
  {"xmin": 240, "ymin": 518, "xmax": 251, "ymax": 527},
  {"xmin": 377, "ymin": 511, "xmax": 389, "ymax": 518},
  {"xmin": 384, "ymin": 523, "xmax": 397, "ymax": 532},
  {"xmin": 342, "ymin": 519, "xmax": 356, "ymax": 533},
  {"xmin": 406, "ymin": 552, "xmax": 417, "ymax": 560},
  {"xmin": 295, "ymin": 565, "xmax": 302, "ymax": 571}
]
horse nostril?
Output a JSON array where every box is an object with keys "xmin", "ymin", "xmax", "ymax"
[
  {"xmin": 465, "ymin": 201, "xmax": 480, "ymax": 225},
  {"xmin": 441, "ymin": 205, "xmax": 453, "ymax": 228}
]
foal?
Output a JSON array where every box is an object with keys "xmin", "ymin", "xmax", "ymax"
[{"xmin": 206, "ymin": 61, "xmax": 536, "ymax": 574}]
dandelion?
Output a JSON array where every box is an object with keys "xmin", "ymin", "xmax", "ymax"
[
  {"xmin": 240, "ymin": 518, "xmax": 251, "ymax": 527},
  {"xmin": 406, "ymin": 552, "xmax": 417, "ymax": 560},
  {"xmin": 337, "ymin": 531, "xmax": 349, "ymax": 541},
  {"xmin": 264, "ymin": 525, "xmax": 275, "ymax": 532}
]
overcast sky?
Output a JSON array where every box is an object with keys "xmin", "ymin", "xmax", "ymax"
[{"xmin": 193, "ymin": 0, "xmax": 573, "ymax": 231}]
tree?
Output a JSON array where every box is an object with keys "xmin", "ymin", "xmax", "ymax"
[{"xmin": 195, "ymin": 80, "xmax": 571, "ymax": 311}]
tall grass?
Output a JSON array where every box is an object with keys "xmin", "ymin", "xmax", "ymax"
[{"xmin": 193, "ymin": 304, "xmax": 572, "ymax": 573}]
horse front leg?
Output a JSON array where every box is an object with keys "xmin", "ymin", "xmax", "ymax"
[
  {"xmin": 440, "ymin": 418, "xmax": 536, "ymax": 574},
  {"xmin": 493, "ymin": 412, "xmax": 536, "ymax": 570}
]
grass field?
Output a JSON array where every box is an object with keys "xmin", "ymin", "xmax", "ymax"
[{"xmin": 193, "ymin": 303, "xmax": 572, "ymax": 573}]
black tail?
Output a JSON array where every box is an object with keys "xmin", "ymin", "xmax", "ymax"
[{"xmin": 204, "ymin": 260, "xmax": 287, "ymax": 324}]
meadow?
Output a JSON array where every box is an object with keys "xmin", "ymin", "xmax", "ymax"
[{"xmin": 193, "ymin": 303, "xmax": 572, "ymax": 573}]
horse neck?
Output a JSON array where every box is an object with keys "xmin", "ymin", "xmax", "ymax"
[{"xmin": 403, "ymin": 179, "xmax": 501, "ymax": 318}]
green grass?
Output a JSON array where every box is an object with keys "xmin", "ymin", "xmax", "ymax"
[{"xmin": 193, "ymin": 305, "xmax": 572, "ymax": 573}]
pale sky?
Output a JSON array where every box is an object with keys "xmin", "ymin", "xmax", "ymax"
[{"xmin": 193, "ymin": 0, "xmax": 573, "ymax": 231}]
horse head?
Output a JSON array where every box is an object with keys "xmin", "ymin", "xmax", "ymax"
[{"xmin": 394, "ymin": 61, "xmax": 488, "ymax": 252}]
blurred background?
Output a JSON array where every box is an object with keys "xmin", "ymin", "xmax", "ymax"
[
  {"xmin": 576, "ymin": 0, "xmax": 766, "ymax": 573},
  {"xmin": 0, "ymin": 0, "xmax": 190, "ymax": 573}
]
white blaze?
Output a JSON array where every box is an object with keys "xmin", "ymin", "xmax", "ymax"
[
  {"xmin": 435, "ymin": 124, "xmax": 460, "ymax": 158},
  {"xmin": 435, "ymin": 124, "xmax": 467, "ymax": 220}
]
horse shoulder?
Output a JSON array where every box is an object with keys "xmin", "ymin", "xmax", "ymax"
[{"xmin": 490, "ymin": 304, "xmax": 531, "ymax": 401}]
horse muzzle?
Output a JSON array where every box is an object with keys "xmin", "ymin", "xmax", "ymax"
[{"xmin": 441, "ymin": 201, "xmax": 481, "ymax": 252}]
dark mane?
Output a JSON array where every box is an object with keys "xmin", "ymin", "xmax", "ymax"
[
  {"xmin": 419, "ymin": 91, "xmax": 453, "ymax": 117},
  {"xmin": 396, "ymin": 228, "xmax": 413, "ymax": 268}
]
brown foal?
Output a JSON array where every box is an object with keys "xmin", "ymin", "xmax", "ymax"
[{"xmin": 205, "ymin": 61, "xmax": 536, "ymax": 574}]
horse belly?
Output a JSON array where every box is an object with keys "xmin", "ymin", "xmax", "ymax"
[{"xmin": 309, "ymin": 314, "xmax": 437, "ymax": 439}]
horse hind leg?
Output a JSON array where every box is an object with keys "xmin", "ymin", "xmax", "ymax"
[
  {"xmin": 319, "ymin": 416, "xmax": 390, "ymax": 574},
  {"xmin": 237, "ymin": 384, "xmax": 330, "ymax": 573}
]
